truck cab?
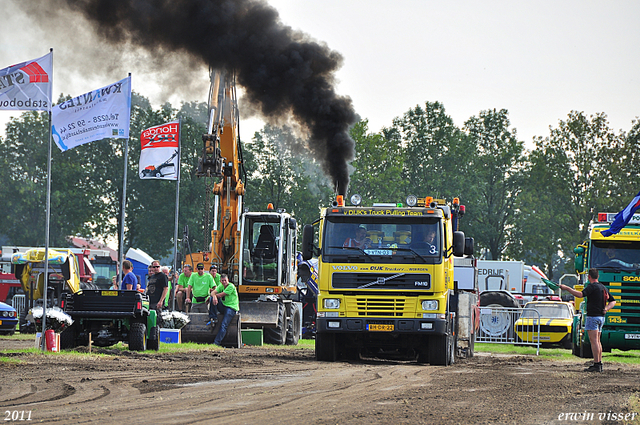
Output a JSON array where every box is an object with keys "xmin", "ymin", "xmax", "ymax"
[
  {"xmin": 302, "ymin": 195, "xmax": 472, "ymax": 365},
  {"xmin": 572, "ymin": 212, "xmax": 640, "ymax": 355}
]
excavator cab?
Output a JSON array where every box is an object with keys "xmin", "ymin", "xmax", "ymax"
[{"xmin": 245, "ymin": 221, "xmax": 280, "ymax": 282}]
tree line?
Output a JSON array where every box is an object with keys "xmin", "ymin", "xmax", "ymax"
[{"xmin": 0, "ymin": 94, "xmax": 638, "ymax": 278}]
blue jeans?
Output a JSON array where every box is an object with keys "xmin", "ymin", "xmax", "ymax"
[
  {"xmin": 209, "ymin": 301, "xmax": 237, "ymax": 345},
  {"xmin": 585, "ymin": 316, "xmax": 605, "ymax": 332}
]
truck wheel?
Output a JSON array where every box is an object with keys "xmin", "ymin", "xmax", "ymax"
[
  {"xmin": 286, "ymin": 308, "xmax": 300, "ymax": 345},
  {"xmin": 480, "ymin": 292, "xmax": 520, "ymax": 309},
  {"xmin": 315, "ymin": 332, "xmax": 337, "ymax": 362},
  {"xmin": 147, "ymin": 326, "xmax": 160, "ymax": 351},
  {"xmin": 129, "ymin": 322, "xmax": 147, "ymax": 351},
  {"xmin": 264, "ymin": 303, "xmax": 286, "ymax": 345},
  {"xmin": 59, "ymin": 325, "xmax": 76, "ymax": 350},
  {"xmin": 579, "ymin": 337, "xmax": 593, "ymax": 359},
  {"xmin": 479, "ymin": 292, "xmax": 519, "ymax": 339},
  {"xmin": 429, "ymin": 334, "xmax": 450, "ymax": 366}
]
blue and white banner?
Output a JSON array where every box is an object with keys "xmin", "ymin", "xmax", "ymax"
[
  {"xmin": 52, "ymin": 76, "xmax": 131, "ymax": 152},
  {"xmin": 0, "ymin": 52, "xmax": 52, "ymax": 111},
  {"xmin": 601, "ymin": 190, "xmax": 640, "ymax": 237}
]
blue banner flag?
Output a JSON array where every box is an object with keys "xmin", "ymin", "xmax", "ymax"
[{"xmin": 601, "ymin": 190, "xmax": 640, "ymax": 237}]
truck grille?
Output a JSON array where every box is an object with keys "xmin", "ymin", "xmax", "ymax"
[
  {"xmin": 348, "ymin": 297, "xmax": 408, "ymax": 317},
  {"xmin": 332, "ymin": 272, "xmax": 431, "ymax": 290}
]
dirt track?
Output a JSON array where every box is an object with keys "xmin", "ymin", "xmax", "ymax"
[{"xmin": 1, "ymin": 338, "xmax": 640, "ymax": 424}]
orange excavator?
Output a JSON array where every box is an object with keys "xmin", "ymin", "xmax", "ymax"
[{"xmin": 183, "ymin": 69, "xmax": 302, "ymax": 345}]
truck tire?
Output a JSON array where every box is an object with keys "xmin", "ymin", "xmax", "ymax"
[
  {"xmin": 429, "ymin": 334, "xmax": 451, "ymax": 366},
  {"xmin": 286, "ymin": 308, "xmax": 300, "ymax": 345},
  {"xmin": 147, "ymin": 326, "xmax": 160, "ymax": 351},
  {"xmin": 479, "ymin": 292, "xmax": 519, "ymax": 340},
  {"xmin": 579, "ymin": 337, "xmax": 593, "ymax": 359},
  {"xmin": 59, "ymin": 325, "xmax": 76, "ymax": 350},
  {"xmin": 480, "ymin": 292, "xmax": 520, "ymax": 309},
  {"xmin": 129, "ymin": 322, "xmax": 147, "ymax": 351},
  {"xmin": 315, "ymin": 332, "xmax": 337, "ymax": 362},
  {"xmin": 264, "ymin": 303, "xmax": 287, "ymax": 345}
]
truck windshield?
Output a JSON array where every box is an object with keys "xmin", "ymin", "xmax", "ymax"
[
  {"xmin": 323, "ymin": 217, "xmax": 441, "ymax": 264},
  {"xmin": 590, "ymin": 241, "xmax": 640, "ymax": 271}
]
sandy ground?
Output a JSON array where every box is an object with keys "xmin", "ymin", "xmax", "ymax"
[{"xmin": 1, "ymin": 337, "xmax": 640, "ymax": 425}]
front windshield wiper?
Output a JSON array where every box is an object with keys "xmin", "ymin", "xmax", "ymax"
[
  {"xmin": 328, "ymin": 245, "xmax": 375, "ymax": 262},
  {"xmin": 391, "ymin": 247, "xmax": 429, "ymax": 263},
  {"xmin": 358, "ymin": 273, "xmax": 406, "ymax": 289}
]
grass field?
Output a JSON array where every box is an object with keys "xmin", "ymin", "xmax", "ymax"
[{"xmin": 2, "ymin": 333, "xmax": 639, "ymax": 365}]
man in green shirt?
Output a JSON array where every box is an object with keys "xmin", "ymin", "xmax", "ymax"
[
  {"xmin": 208, "ymin": 273, "xmax": 239, "ymax": 346},
  {"xmin": 175, "ymin": 264, "xmax": 193, "ymax": 312},
  {"xmin": 185, "ymin": 263, "xmax": 215, "ymax": 314}
]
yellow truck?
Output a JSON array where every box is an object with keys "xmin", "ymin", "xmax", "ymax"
[{"xmin": 301, "ymin": 195, "xmax": 477, "ymax": 365}]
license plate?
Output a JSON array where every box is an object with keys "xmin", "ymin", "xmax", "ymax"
[
  {"xmin": 102, "ymin": 291, "xmax": 118, "ymax": 296},
  {"xmin": 367, "ymin": 324, "xmax": 394, "ymax": 332},
  {"xmin": 625, "ymin": 333, "xmax": 640, "ymax": 340}
]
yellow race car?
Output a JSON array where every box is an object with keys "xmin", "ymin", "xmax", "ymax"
[{"xmin": 515, "ymin": 301, "xmax": 574, "ymax": 348}]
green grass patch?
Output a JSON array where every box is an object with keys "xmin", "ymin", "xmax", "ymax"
[
  {"xmin": 0, "ymin": 356, "xmax": 23, "ymax": 364},
  {"xmin": 476, "ymin": 343, "xmax": 640, "ymax": 364},
  {"xmin": 476, "ymin": 343, "xmax": 574, "ymax": 360},
  {"xmin": 6, "ymin": 333, "xmax": 35, "ymax": 341}
]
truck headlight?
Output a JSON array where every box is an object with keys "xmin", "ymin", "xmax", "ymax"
[
  {"xmin": 323, "ymin": 298, "xmax": 341, "ymax": 309},
  {"xmin": 421, "ymin": 300, "xmax": 438, "ymax": 311}
]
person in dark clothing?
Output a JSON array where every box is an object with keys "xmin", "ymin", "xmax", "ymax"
[
  {"xmin": 559, "ymin": 269, "xmax": 616, "ymax": 372},
  {"xmin": 146, "ymin": 260, "xmax": 168, "ymax": 311}
]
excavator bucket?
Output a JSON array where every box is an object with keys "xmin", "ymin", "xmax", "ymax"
[
  {"xmin": 238, "ymin": 301, "xmax": 280, "ymax": 327},
  {"xmin": 180, "ymin": 313, "xmax": 241, "ymax": 348}
]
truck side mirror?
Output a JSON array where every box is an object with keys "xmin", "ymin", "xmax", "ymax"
[
  {"xmin": 464, "ymin": 237, "xmax": 474, "ymax": 257},
  {"xmin": 574, "ymin": 245, "xmax": 585, "ymax": 273},
  {"xmin": 453, "ymin": 231, "xmax": 465, "ymax": 257},
  {"xmin": 289, "ymin": 218, "xmax": 297, "ymax": 230},
  {"xmin": 301, "ymin": 224, "xmax": 314, "ymax": 261}
]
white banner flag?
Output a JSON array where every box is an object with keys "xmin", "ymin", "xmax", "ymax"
[
  {"xmin": 0, "ymin": 52, "xmax": 52, "ymax": 111},
  {"xmin": 139, "ymin": 121, "xmax": 180, "ymax": 180},
  {"xmin": 52, "ymin": 76, "xmax": 131, "ymax": 152}
]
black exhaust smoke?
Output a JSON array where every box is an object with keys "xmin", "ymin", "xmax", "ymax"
[{"xmin": 57, "ymin": 0, "xmax": 356, "ymax": 195}]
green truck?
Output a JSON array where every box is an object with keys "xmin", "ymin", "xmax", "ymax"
[{"xmin": 572, "ymin": 212, "xmax": 640, "ymax": 357}]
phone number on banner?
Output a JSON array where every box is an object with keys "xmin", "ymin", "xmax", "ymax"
[{"xmin": 57, "ymin": 114, "xmax": 121, "ymax": 133}]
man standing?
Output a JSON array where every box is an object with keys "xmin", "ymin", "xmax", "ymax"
[
  {"xmin": 175, "ymin": 264, "xmax": 193, "ymax": 312},
  {"xmin": 209, "ymin": 273, "xmax": 239, "ymax": 346},
  {"xmin": 186, "ymin": 263, "xmax": 215, "ymax": 313},
  {"xmin": 120, "ymin": 260, "xmax": 137, "ymax": 290},
  {"xmin": 559, "ymin": 269, "xmax": 616, "ymax": 372},
  {"xmin": 146, "ymin": 260, "xmax": 168, "ymax": 312}
]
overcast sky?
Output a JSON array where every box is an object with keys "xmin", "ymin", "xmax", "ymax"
[{"xmin": 1, "ymin": 0, "xmax": 639, "ymax": 146}]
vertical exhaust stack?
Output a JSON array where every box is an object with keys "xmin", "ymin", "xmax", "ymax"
[{"xmin": 49, "ymin": 0, "xmax": 356, "ymax": 191}]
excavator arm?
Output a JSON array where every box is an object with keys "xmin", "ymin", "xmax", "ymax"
[{"xmin": 191, "ymin": 70, "xmax": 245, "ymax": 279}]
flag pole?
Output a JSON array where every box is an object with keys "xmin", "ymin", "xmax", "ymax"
[
  {"xmin": 118, "ymin": 73, "xmax": 131, "ymax": 285},
  {"xmin": 41, "ymin": 47, "xmax": 54, "ymax": 350},
  {"xmin": 172, "ymin": 119, "xmax": 182, "ymax": 310}
]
